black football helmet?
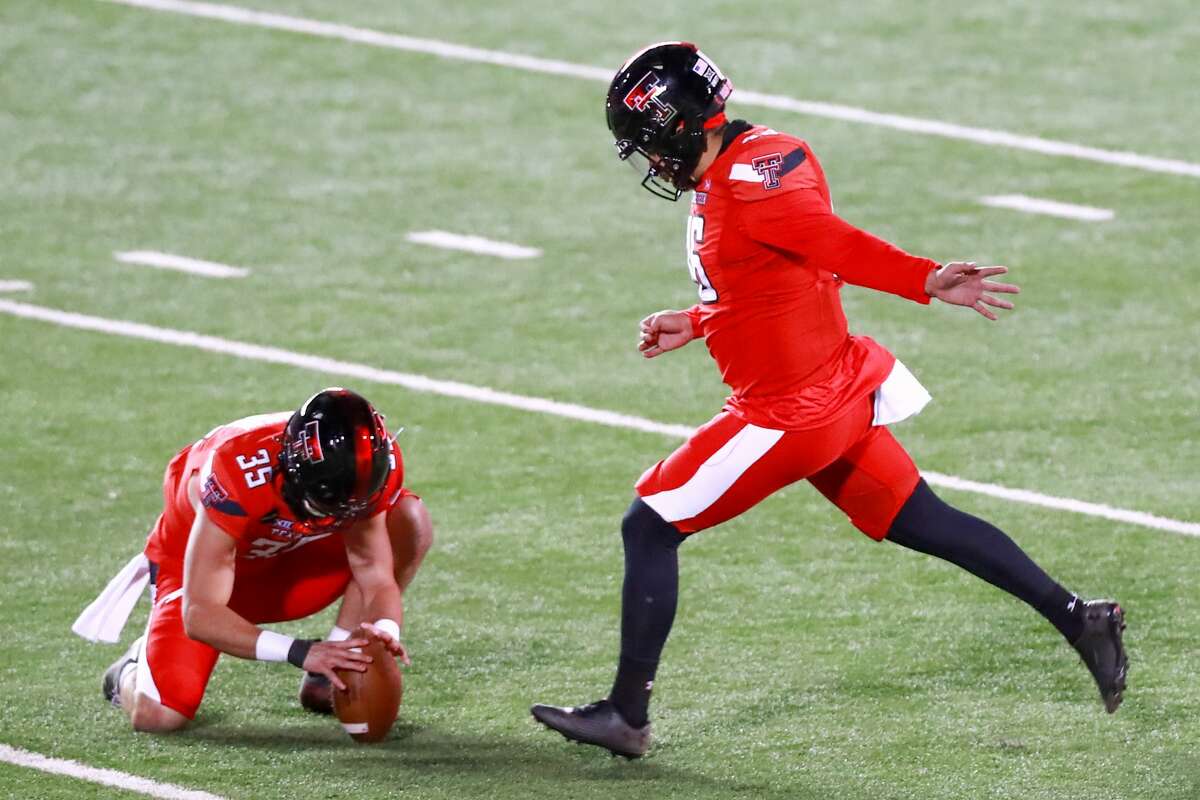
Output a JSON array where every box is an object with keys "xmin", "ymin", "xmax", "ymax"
[
  {"xmin": 277, "ymin": 388, "xmax": 391, "ymax": 525},
  {"xmin": 605, "ymin": 41, "xmax": 733, "ymax": 200}
]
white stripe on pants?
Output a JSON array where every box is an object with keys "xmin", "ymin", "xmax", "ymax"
[{"xmin": 640, "ymin": 423, "xmax": 784, "ymax": 522}]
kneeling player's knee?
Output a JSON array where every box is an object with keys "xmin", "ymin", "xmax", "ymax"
[
  {"xmin": 386, "ymin": 496, "xmax": 433, "ymax": 587},
  {"xmin": 390, "ymin": 497, "xmax": 432, "ymax": 547},
  {"xmin": 622, "ymin": 498, "xmax": 684, "ymax": 551},
  {"xmin": 416, "ymin": 515, "xmax": 433, "ymax": 559},
  {"xmin": 129, "ymin": 695, "xmax": 189, "ymax": 734}
]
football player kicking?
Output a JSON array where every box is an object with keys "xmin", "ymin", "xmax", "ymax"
[
  {"xmin": 82, "ymin": 387, "xmax": 432, "ymax": 732},
  {"xmin": 531, "ymin": 42, "xmax": 1127, "ymax": 758}
]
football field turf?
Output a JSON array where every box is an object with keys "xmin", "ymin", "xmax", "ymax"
[{"xmin": 1, "ymin": 1, "xmax": 1198, "ymax": 798}]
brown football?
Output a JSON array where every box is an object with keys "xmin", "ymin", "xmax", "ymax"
[{"xmin": 332, "ymin": 631, "xmax": 403, "ymax": 743}]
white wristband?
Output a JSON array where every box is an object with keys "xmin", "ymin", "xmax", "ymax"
[
  {"xmin": 255, "ymin": 630, "xmax": 295, "ymax": 662},
  {"xmin": 373, "ymin": 618, "xmax": 401, "ymax": 642}
]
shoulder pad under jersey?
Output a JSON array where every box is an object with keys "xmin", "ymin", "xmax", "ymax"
[
  {"xmin": 725, "ymin": 130, "xmax": 819, "ymax": 201},
  {"xmin": 198, "ymin": 432, "xmax": 279, "ymax": 538}
]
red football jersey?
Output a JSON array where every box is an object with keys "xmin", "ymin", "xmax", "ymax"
[
  {"xmin": 682, "ymin": 124, "xmax": 939, "ymax": 430},
  {"xmin": 144, "ymin": 412, "xmax": 405, "ymax": 573}
]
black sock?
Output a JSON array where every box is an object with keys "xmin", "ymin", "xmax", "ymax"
[
  {"xmin": 609, "ymin": 655, "xmax": 657, "ymax": 727},
  {"xmin": 1035, "ymin": 584, "xmax": 1085, "ymax": 643},
  {"xmin": 608, "ymin": 498, "xmax": 685, "ymax": 727},
  {"xmin": 887, "ymin": 480, "xmax": 1085, "ymax": 643}
]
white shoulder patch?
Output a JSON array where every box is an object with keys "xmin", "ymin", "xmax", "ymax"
[{"xmin": 729, "ymin": 163, "xmax": 761, "ymax": 182}]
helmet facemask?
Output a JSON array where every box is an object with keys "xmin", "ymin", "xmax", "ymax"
[{"xmin": 613, "ymin": 116, "xmax": 709, "ymax": 201}]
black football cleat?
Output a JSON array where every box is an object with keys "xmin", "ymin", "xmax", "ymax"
[
  {"xmin": 102, "ymin": 636, "xmax": 143, "ymax": 708},
  {"xmin": 530, "ymin": 699, "xmax": 650, "ymax": 759},
  {"xmin": 298, "ymin": 671, "xmax": 334, "ymax": 715},
  {"xmin": 1071, "ymin": 600, "xmax": 1128, "ymax": 713}
]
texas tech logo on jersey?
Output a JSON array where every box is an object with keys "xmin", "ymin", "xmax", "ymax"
[
  {"xmin": 752, "ymin": 153, "xmax": 783, "ymax": 190},
  {"xmin": 201, "ymin": 473, "xmax": 247, "ymax": 517},
  {"xmin": 623, "ymin": 71, "xmax": 677, "ymax": 126},
  {"xmin": 201, "ymin": 473, "xmax": 229, "ymax": 507}
]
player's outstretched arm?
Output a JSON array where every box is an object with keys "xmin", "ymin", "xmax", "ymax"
[
  {"xmin": 638, "ymin": 310, "xmax": 697, "ymax": 358},
  {"xmin": 925, "ymin": 261, "xmax": 1020, "ymax": 321}
]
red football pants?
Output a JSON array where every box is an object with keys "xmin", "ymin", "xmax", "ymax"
[{"xmin": 636, "ymin": 395, "xmax": 920, "ymax": 539}]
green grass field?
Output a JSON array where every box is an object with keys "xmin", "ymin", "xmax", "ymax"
[{"xmin": 1, "ymin": 1, "xmax": 1198, "ymax": 798}]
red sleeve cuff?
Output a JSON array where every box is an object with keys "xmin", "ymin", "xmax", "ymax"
[
  {"xmin": 908, "ymin": 260, "xmax": 940, "ymax": 305},
  {"xmin": 684, "ymin": 305, "xmax": 704, "ymax": 338}
]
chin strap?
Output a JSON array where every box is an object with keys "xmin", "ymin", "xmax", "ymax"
[{"xmin": 702, "ymin": 111, "xmax": 727, "ymax": 131}]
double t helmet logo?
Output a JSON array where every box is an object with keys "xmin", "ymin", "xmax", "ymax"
[
  {"xmin": 291, "ymin": 420, "xmax": 325, "ymax": 463},
  {"xmin": 623, "ymin": 72, "xmax": 677, "ymax": 126}
]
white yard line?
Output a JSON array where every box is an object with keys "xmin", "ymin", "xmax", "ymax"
[
  {"xmin": 734, "ymin": 90, "xmax": 1200, "ymax": 179},
  {"xmin": 114, "ymin": 251, "xmax": 250, "ymax": 279},
  {"xmin": 0, "ymin": 744, "xmax": 227, "ymax": 800},
  {"xmin": 0, "ymin": 298, "xmax": 693, "ymax": 439},
  {"xmin": 979, "ymin": 194, "xmax": 1115, "ymax": 221},
  {"xmin": 97, "ymin": 0, "xmax": 1200, "ymax": 180},
  {"xmin": 406, "ymin": 231, "xmax": 542, "ymax": 260},
  {"xmin": 1, "ymin": 297, "xmax": 1196, "ymax": 538},
  {"xmin": 921, "ymin": 471, "xmax": 1197, "ymax": 537},
  {"xmin": 0, "ymin": 280, "xmax": 34, "ymax": 292}
]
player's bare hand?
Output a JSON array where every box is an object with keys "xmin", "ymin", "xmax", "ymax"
[
  {"xmin": 302, "ymin": 639, "xmax": 373, "ymax": 690},
  {"xmin": 359, "ymin": 621, "xmax": 412, "ymax": 666},
  {"xmin": 925, "ymin": 262, "xmax": 1020, "ymax": 321},
  {"xmin": 638, "ymin": 310, "xmax": 695, "ymax": 358}
]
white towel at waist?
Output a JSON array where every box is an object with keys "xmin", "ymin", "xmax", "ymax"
[
  {"xmin": 873, "ymin": 358, "xmax": 932, "ymax": 427},
  {"xmin": 72, "ymin": 552, "xmax": 151, "ymax": 643}
]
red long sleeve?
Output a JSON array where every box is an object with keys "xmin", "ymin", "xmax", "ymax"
[{"xmin": 742, "ymin": 189, "xmax": 937, "ymax": 304}]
